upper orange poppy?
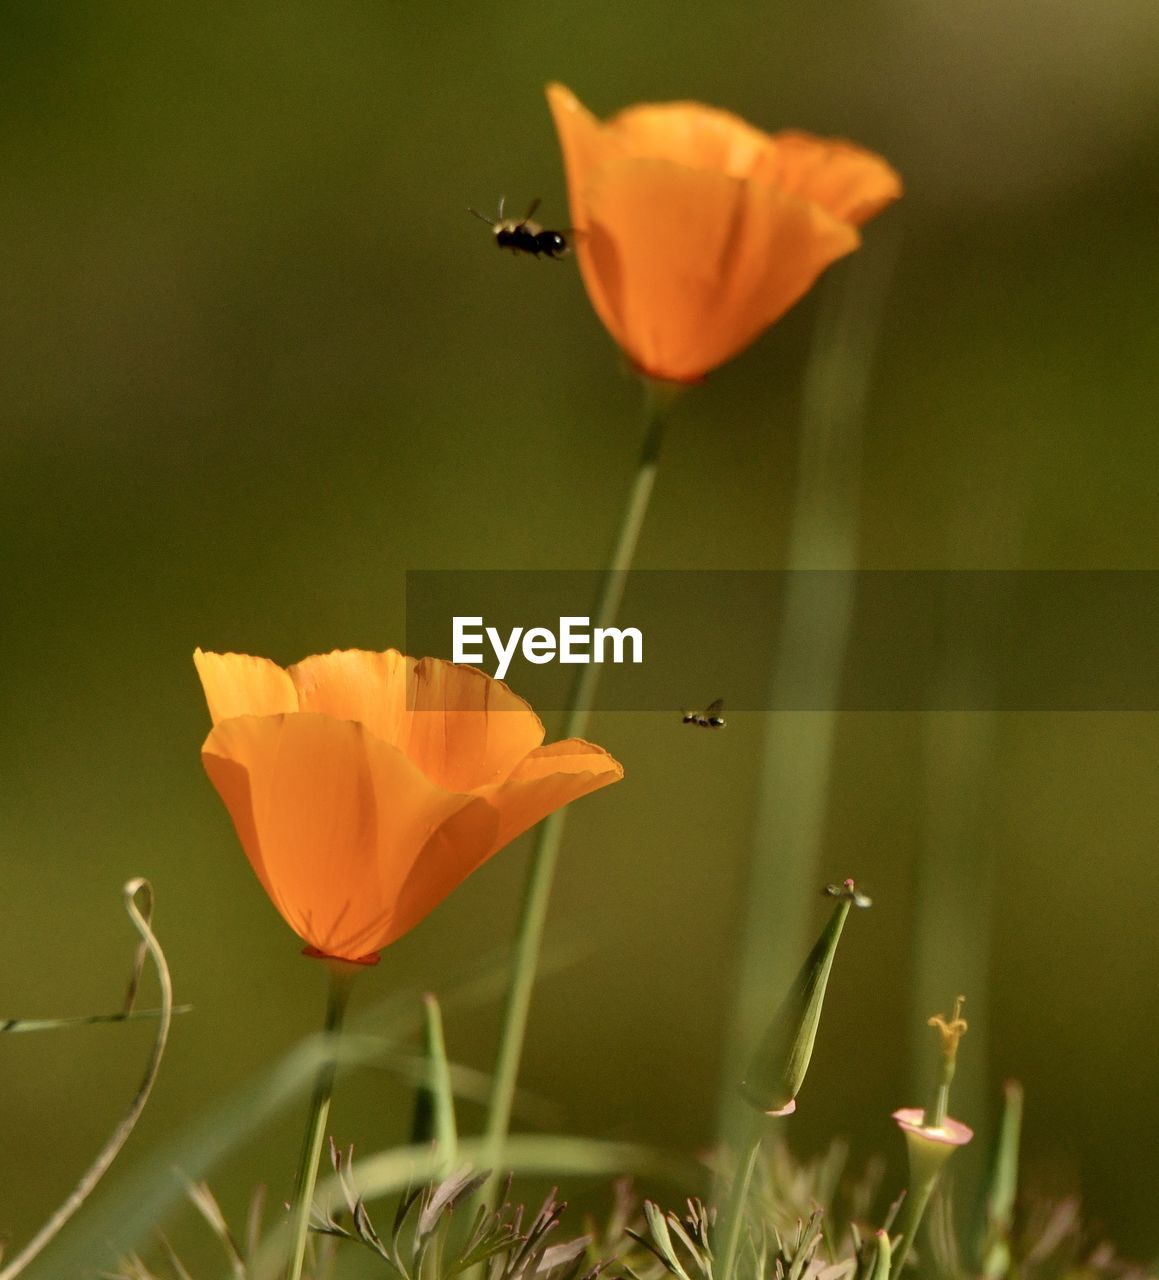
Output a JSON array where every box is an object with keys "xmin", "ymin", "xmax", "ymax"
[
  {"xmin": 195, "ymin": 648, "xmax": 623, "ymax": 963},
  {"xmin": 547, "ymin": 84, "xmax": 903, "ymax": 384}
]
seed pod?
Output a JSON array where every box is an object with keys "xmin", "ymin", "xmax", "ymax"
[{"xmin": 739, "ymin": 878, "xmax": 869, "ymax": 1115}]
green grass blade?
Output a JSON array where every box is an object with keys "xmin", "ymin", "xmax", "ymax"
[
  {"xmin": 0, "ymin": 1006, "xmax": 191, "ymax": 1034},
  {"xmin": 716, "ymin": 230, "xmax": 900, "ymax": 1157},
  {"xmin": 424, "ymin": 993, "xmax": 459, "ymax": 1172}
]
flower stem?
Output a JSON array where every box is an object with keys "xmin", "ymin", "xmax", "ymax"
[
  {"xmin": 481, "ymin": 378, "xmax": 677, "ymax": 1189},
  {"xmin": 285, "ymin": 961, "xmax": 357, "ymax": 1280},
  {"xmin": 891, "ymin": 1171, "xmax": 939, "ymax": 1277}
]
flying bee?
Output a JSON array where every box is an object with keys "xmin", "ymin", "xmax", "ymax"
[
  {"xmin": 825, "ymin": 879, "xmax": 873, "ymax": 909},
  {"xmin": 467, "ymin": 197, "xmax": 572, "ymax": 259},
  {"xmin": 682, "ymin": 698, "xmax": 726, "ymax": 729}
]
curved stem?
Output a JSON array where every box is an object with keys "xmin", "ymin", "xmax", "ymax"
[
  {"xmin": 481, "ymin": 379, "xmax": 677, "ymax": 1187},
  {"xmin": 285, "ymin": 962, "xmax": 356, "ymax": 1280},
  {"xmin": 0, "ymin": 880, "xmax": 173, "ymax": 1280}
]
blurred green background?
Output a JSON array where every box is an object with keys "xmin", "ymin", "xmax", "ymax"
[{"xmin": 3, "ymin": 1, "xmax": 1159, "ymax": 1271}]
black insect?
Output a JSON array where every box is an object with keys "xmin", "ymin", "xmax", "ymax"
[
  {"xmin": 468, "ymin": 197, "xmax": 572, "ymax": 259},
  {"xmin": 682, "ymin": 698, "xmax": 726, "ymax": 729},
  {"xmin": 825, "ymin": 879, "xmax": 873, "ymax": 908}
]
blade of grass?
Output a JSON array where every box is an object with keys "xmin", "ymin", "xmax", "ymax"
[
  {"xmin": 0, "ymin": 1006, "xmax": 190, "ymax": 1033},
  {"xmin": 911, "ymin": 706, "xmax": 996, "ymax": 1202},
  {"xmin": 28, "ymin": 943, "xmax": 571, "ymax": 1278},
  {"xmin": 978, "ymin": 1079, "xmax": 1023, "ymax": 1278},
  {"xmin": 424, "ymin": 993, "xmax": 459, "ymax": 1172},
  {"xmin": 716, "ymin": 231, "xmax": 900, "ymax": 1156},
  {"xmin": 910, "ymin": 505, "xmax": 1022, "ymax": 1212}
]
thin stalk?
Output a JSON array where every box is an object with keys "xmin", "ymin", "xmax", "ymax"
[
  {"xmin": 717, "ymin": 1126, "xmax": 763, "ymax": 1280},
  {"xmin": 891, "ymin": 1174, "xmax": 939, "ymax": 1276},
  {"xmin": 482, "ymin": 378, "xmax": 677, "ymax": 1187},
  {"xmin": 0, "ymin": 1005, "xmax": 190, "ymax": 1033},
  {"xmin": 285, "ymin": 962, "xmax": 357, "ymax": 1280}
]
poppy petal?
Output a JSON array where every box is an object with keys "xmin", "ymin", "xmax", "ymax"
[
  {"xmin": 403, "ymin": 656, "xmax": 546, "ymax": 791},
  {"xmin": 893, "ymin": 1107, "xmax": 974, "ymax": 1147},
  {"xmin": 194, "ymin": 649, "xmax": 297, "ymax": 724},
  {"xmin": 579, "ymin": 157, "xmax": 859, "ymax": 382},
  {"xmin": 288, "ymin": 650, "xmax": 546, "ymax": 792},
  {"xmin": 382, "ymin": 799, "xmax": 503, "ymax": 946},
  {"xmin": 288, "ymin": 648, "xmax": 410, "ymax": 738},
  {"xmin": 480, "ymin": 738, "xmax": 624, "ymax": 853},
  {"xmin": 546, "ymin": 82, "xmax": 619, "ymax": 231},
  {"xmin": 765, "ymin": 132, "xmax": 903, "ymax": 226},
  {"xmin": 611, "ymin": 101, "xmax": 780, "ymax": 181},
  {"xmin": 201, "ymin": 712, "xmax": 488, "ymax": 961}
]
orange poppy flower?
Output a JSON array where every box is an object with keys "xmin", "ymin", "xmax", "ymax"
[
  {"xmin": 547, "ymin": 83, "xmax": 903, "ymax": 384},
  {"xmin": 195, "ymin": 648, "xmax": 623, "ymax": 963}
]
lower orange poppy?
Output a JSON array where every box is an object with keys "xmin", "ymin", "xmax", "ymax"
[{"xmin": 195, "ymin": 649, "xmax": 623, "ymax": 962}]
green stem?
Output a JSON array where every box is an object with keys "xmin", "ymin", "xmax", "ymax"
[
  {"xmin": 481, "ymin": 378, "xmax": 676, "ymax": 1188},
  {"xmin": 285, "ymin": 961, "xmax": 357, "ymax": 1280},
  {"xmin": 718, "ymin": 1127, "xmax": 763, "ymax": 1280},
  {"xmin": 891, "ymin": 1173, "xmax": 939, "ymax": 1277}
]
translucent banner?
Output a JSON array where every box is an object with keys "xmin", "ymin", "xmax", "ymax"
[{"xmin": 404, "ymin": 570, "xmax": 1159, "ymax": 711}]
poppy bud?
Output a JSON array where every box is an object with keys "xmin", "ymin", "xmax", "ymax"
[{"xmin": 739, "ymin": 878, "xmax": 870, "ymax": 1115}]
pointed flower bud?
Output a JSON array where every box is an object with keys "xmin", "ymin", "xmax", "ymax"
[
  {"xmin": 739, "ymin": 878, "xmax": 870, "ymax": 1115},
  {"xmin": 860, "ymin": 1229, "xmax": 892, "ymax": 1280}
]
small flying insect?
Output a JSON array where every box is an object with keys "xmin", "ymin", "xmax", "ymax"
[
  {"xmin": 825, "ymin": 879, "xmax": 873, "ymax": 909},
  {"xmin": 682, "ymin": 698, "xmax": 726, "ymax": 729},
  {"xmin": 468, "ymin": 197, "xmax": 572, "ymax": 259}
]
